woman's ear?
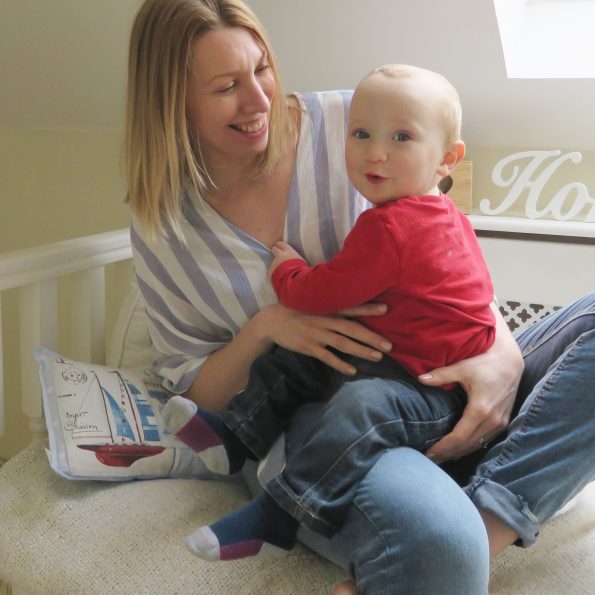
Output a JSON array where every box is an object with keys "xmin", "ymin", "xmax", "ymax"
[{"xmin": 438, "ymin": 141, "xmax": 465, "ymax": 176}]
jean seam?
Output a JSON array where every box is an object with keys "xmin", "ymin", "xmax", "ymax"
[
  {"xmin": 519, "ymin": 311, "xmax": 595, "ymax": 358},
  {"xmin": 245, "ymin": 372, "xmax": 288, "ymax": 420},
  {"xmin": 229, "ymin": 373, "xmax": 289, "ymax": 455},
  {"xmin": 297, "ymin": 420, "xmax": 406, "ymax": 510},
  {"xmin": 299, "ymin": 410, "xmax": 460, "ymax": 510},
  {"xmin": 351, "ymin": 497, "xmax": 391, "ymax": 594},
  {"xmin": 268, "ymin": 477, "xmax": 336, "ymax": 534}
]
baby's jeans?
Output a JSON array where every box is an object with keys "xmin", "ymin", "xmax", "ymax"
[{"xmin": 227, "ymin": 348, "xmax": 465, "ymax": 535}]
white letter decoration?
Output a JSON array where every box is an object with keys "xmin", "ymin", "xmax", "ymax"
[{"xmin": 479, "ymin": 150, "xmax": 595, "ymax": 222}]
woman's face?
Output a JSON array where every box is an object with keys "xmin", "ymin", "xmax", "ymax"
[{"xmin": 186, "ymin": 27, "xmax": 275, "ymax": 172}]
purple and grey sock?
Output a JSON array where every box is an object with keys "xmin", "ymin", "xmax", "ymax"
[{"xmin": 162, "ymin": 395, "xmax": 249, "ymax": 475}]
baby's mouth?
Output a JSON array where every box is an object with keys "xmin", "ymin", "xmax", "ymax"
[{"xmin": 366, "ymin": 174, "xmax": 386, "ymax": 184}]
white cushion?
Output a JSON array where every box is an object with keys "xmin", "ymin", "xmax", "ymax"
[
  {"xmin": 0, "ymin": 442, "xmax": 344, "ymax": 593},
  {"xmin": 36, "ymin": 347, "xmax": 218, "ymax": 481},
  {"xmin": 0, "ymin": 443, "xmax": 593, "ymax": 593},
  {"xmin": 106, "ymin": 279, "xmax": 155, "ymax": 371}
]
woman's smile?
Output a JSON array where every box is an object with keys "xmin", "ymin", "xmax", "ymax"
[{"xmin": 230, "ymin": 116, "xmax": 268, "ymax": 137}]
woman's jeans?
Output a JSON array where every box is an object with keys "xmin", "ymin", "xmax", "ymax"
[{"xmin": 244, "ymin": 292, "xmax": 595, "ymax": 594}]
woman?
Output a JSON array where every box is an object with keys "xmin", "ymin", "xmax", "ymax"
[{"xmin": 125, "ymin": 0, "xmax": 595, "ymax": 592}]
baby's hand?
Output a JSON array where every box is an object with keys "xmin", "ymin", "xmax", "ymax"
[{"xmin": 269, "ymin": 241, "xmax": 304, "ymax": 278}]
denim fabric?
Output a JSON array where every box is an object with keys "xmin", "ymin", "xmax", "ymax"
[
  {"xmin": 223, "ymin": 346, "xmax": 342, "ymax": 459},
  {"xmin": 225, "ymin": 346, "xmax": 465, "ymax": 535},
  {"xmin": 243, "ymin": 445, "xmax": 490, "ymax": 595},
  {"xmin": 464, "ymin": 291, "xmax": 595, "ymax": 547},
  {"xmin": 266, "ymin": 374, "xmax": 464, "ymax": 536},
  {"xmin": 243, "ymin": 292, "xmax": 595, "ymax": 594}
]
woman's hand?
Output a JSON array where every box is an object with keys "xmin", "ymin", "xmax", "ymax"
[
  {"xmin": 422, "ymin": 305, "xmax": 524, "ymax": 463},
  {"xmin": 185, "ymin": 301, "xmax": 390, "ymax": 411},
  {"xmin": 255, "ymin": 302, "xmax": 392, "ymax": 376}
]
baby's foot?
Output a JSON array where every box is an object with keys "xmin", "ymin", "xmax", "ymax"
[
  {"xmin": 185, "ymin": 492, "xmax": 299, "ymax": 561},
  {"xmin": 162, "ymin": 395, "xmax": 248, "ymax": 474}
]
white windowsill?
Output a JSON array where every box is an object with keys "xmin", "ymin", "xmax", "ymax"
[{"xmin": 468, "ymin": 215, "xmax": 595, "ymax": 239}]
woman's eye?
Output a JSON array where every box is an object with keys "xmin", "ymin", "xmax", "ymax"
[
  {"xmin": 393, "ymin": 132, "xmax": 410, "ymax": 142},
  {"xmin": 216, "ymin": 83, "xmax": 234, "ymax": 94},
  {"xmin": 353, "ymin": 129, "xmax": 369, "ymax": 139},
  {"xmin": 256, "ymin": 63, "xmax": 270, "ymax": 73}
]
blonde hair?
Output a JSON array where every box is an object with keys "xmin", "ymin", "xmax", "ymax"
[
  {"xmin": 125, "ymin": 0, "xmax": 290, "ymax": 240},
  {"xmin": 369, "ymin": 64, "xmax": 462, "ymax": 147}
]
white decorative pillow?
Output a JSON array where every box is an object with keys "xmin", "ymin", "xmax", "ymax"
[
  {"xmin": 36, "ymin": 347, "xmax": 224, "ymax": 482},
  {"xmin": 106, "ymin": 279, "xmax": 155, "ymax": 371}
]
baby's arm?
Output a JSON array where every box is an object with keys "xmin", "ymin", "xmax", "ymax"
[
  {"xmin": 268, "ymin": 241, "xmax": 305, "ymax": 279},
  {"xmin": 269, "ymin": 214, "xmax": 399, "ymax": 314}
]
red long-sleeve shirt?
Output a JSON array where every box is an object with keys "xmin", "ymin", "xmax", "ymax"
[{"xmin": 271, "ymin": 193, "xmax": 495, "ymax": 377}]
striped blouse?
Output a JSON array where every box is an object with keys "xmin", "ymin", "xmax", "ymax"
[{"xmin": 131, "ymin": 90, "xmax": 367, "ymax": 393}]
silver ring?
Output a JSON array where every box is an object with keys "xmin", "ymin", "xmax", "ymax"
[{"xmin": 478, "ymin": 437, "xmax": 489, "ymax": 449}]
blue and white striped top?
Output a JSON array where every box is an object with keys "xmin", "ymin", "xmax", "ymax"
[{"xmin": 131, "ymin": 91, "xmax": 367, "ymax": 393}]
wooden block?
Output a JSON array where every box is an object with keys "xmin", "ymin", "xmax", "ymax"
[{"xmin": 448, "ymin": 160, "xmax": 473, "ymax": 213}]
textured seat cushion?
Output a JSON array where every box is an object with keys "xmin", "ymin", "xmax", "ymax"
[
  {"xmin": 1, "ymin": 443, "xmax": 594, "ymax": 594},
  {"xmin": 488, "ymin": 483, "xmax": 595, "ymax": 594},
  {"xmin": 0, "ymin": 442, "xmax": 344, "ymax": 594}
]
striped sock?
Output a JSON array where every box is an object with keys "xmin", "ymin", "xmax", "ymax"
[
  {"xmin": 185, "ymin": 491, "xmax": 299, "ymax": 561},
  {"xmin": 162, "ymin": 395, "xmax": 248, "ymax": 475}
]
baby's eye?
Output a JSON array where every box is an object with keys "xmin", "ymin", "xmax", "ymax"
[
  {"xmin": 352, "ymin": 129, "xmax": 369, "ymax": 139},
  {"xmin": 393, "ymin": 132, "xmax": 411, "ymax": 142}
]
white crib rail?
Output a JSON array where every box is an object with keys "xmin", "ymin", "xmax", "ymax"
[{"xmin": 0, "ymin": 229, "xmax": 132, "ymax": 439}]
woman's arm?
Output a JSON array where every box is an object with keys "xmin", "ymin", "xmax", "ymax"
[
  {"xmin": 184, "ymin": 302, "xmax": 391, "ymax": 412},
  {"xmin": 422, "ymin": 303, "xmax": 524, "ymax": 463}
]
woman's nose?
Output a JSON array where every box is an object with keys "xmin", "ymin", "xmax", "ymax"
[{"xmin": 241, "ymin": 78, "xmax": 270, "ymax": 112}]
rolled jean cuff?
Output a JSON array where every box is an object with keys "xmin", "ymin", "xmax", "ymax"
[{"xmin": 465, "ymin": 478, "xmax": 540, "ymax": 547}]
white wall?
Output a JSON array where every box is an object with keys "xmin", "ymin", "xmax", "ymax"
[{"xmin": 248, "ymin": 0, "xmax": 595, "ymax": 151}]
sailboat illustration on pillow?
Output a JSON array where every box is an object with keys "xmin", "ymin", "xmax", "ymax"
[{"xmin": 72, "ymin": 369, "xmax": 165, "ymax": 467}]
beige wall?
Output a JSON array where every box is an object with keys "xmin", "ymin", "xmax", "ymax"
[
  {"xmin": 0, "ymin": 130, "xmax": 129, "ymax": 253},
  {"xmin": 0, "ymin": 0, "xmax": 136, "ymax": 252}
]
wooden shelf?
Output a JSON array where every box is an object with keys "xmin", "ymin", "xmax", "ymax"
[{"xmin": 468, "ymin": 215, "xmax": 595, "ymax": 239}]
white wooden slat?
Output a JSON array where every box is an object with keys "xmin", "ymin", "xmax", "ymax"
[
  {"xmin": 0, "ymin": 228, "xmax": 131, "ymax": 292},
  {"xmin": 19, "ymin": 280, "xmax": 58, "ymax": 431},
  {"xmin": 70, "ymin": 267, "xmax": 106, "ymax": 364}
]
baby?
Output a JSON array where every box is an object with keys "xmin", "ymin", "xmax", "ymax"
[{"xmin": 163, "ymin": 64, "xmax": 496, "ymax": 561}]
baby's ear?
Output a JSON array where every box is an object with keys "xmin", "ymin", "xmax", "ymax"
[{"xmin": 438, "ymin": 141, "xmax": 465, "ymax": 176}]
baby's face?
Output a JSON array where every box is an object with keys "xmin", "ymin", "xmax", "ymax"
[{"xmin": 345, "ymin": 72, "xmax": 449, "ymax": 205}]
